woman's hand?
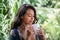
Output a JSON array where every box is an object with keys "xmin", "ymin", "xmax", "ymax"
[
  {"xmin": 26, "ymin": 25, "xmax": 35, "ymax": 40},
  {"xmin": 37, "ymin": 28, "xmax": 45, "ymax": 40}
]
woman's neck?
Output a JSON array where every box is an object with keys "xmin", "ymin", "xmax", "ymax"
[
  {"xmin": 22, "ymin": 22, "xmax": 32, "ymax": 27},
  {"xmin": 18, "ymin": 22, "xmax": 33, "ymax": 33}
]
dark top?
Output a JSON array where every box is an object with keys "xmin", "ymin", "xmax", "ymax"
[{"xmin": 10, "ymin": 28, "xmax": 41, "ymax": 40}]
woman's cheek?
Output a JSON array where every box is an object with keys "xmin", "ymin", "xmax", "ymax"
[
  {"xmin": 28, "ymin": 17, "xmax": 31, "ymax": 21},
  {"xmin": 32, "ymin": 17, "xmax": 34, "ymax": 21}
]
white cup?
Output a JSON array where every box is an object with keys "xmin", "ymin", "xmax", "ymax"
[{"xmin": 32, "ymin": 24, "xmax": 40, "ymax": 34}]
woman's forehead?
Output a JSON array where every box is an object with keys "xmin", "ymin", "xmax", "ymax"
[{"xmin": 26, "ymin": 9, "xmax": 34, "ymax": 15}]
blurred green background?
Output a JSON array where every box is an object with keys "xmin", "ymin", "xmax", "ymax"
[{"xmin": 0, "ymin": 0, "xmax": 60, "ymax": 40}]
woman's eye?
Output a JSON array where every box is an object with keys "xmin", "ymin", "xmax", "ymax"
[
  {"xmin": 28, "ymin": 14, "xmax": 34, "ymax": 17},
  {"xmin": 28, "ymin": 15, "xmax": 31, "ymax": 17}
]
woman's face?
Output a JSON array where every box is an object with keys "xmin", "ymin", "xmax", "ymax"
[{"xmin": 22, "ymin": 9, "xmax": 35, "ymax": 25}]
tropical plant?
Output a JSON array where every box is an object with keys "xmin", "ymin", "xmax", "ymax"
[{"xmin": 0, "ymin": 0, "xmax": 60, "ymax": 40}]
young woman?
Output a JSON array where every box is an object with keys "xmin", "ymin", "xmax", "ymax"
[{"xmin": 10, "ymin": 4, "xmax": 45, "ymax": 40}]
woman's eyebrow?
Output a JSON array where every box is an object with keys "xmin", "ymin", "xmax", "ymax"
[{"xmin": 28, "ymin": 13, "xmax": 34, "ymax": 16}]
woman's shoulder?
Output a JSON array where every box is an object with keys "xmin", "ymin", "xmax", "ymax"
[
  {"xmin": 10, "ymin": 28, "xmax": 19, "ymax": 37},
  {"xmin": 10, "ymin": 28, "xmax": 24, "ymax": 40}
]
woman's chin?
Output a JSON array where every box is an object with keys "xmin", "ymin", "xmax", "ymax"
[{"xmin": 27, "ymin": 23, "xmax": 32, "ymax": 25}]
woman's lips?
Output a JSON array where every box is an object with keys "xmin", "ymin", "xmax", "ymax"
[{"xmin": 30, "ymin": 20, "xmax": 33, "ymax": 23}]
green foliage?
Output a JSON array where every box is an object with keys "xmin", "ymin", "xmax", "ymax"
[
  {"xmin": 37, "ymin": 8, "xmax": 60, "ymax": 40},
  {"xmin": 0, "ymin": 14, "xmax": 10, "ymax": 40},
  {"xmin": 0, "ymin": 0, "xmax": 60, "ymax": 40}
]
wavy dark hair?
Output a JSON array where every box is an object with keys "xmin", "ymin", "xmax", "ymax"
[{"xmin": 11, "ymin": 4, "xmax": 37, "ymax": 29}]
